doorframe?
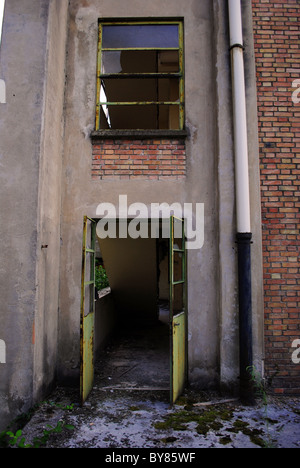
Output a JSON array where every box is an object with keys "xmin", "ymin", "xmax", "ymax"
[
  {"xmin": 80, "ymin": 216, "xmax": 97, "ymax": 405},
  {"xmin": 80, "ymin": 216, "xmax": 188, "ymax": 403},
  {"xmin": 169, "ymin": 215, "xmax": 188, "ymax": 403}
]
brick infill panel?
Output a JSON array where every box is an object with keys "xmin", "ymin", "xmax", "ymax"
[{"xmin": 92, "ymin": 139, "xmax": 186, "ymax": 180}]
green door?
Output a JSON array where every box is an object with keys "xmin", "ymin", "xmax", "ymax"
[
  {"xmin": 170, "ymin": 216, "xmax": 187, "ymax": 404},
  {"xmin": 80, "ymin": 216, "xmax": 96, "ymax": 404}
]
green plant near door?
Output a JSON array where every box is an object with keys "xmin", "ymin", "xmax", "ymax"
[{"xmin": 95, "ymin": 264, "xmax": 109, "ymax": 291}]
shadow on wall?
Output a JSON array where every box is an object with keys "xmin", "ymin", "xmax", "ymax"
[{"xmin": 97, "ymin": 235, "xmax": 158, "ymax": 327}]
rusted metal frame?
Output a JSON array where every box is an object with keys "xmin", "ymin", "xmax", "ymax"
[
  {"xmin": 80, "ymin": 216, "xmax": 88, "ymax": 324},
  {"xmin": 80, "ymin": 217, "xmax": 96, "ymax": 404},
  {"xmin": 80, "ymin": 216, "xmax": 88, "ymax": 401},
  {"xmin": 96, "ymin": 20, "xmax": 185, "ymax": 130},
  {"xmin": 169, "ymin": 215, "xmax": 187, "ymax": 403},
  {"xmin": 172, "ymin": 280, "xmax": 185, "ymax": 286},
  {"xmin": 169, "ymin": 216, "xmax": 174, "ymax": 317},
  {"xmin": 102, "ymin": 44, "xmax": 179, "ymax": 49},
  {"xmin": 97, "ymin": 101, "xmax": 180, "ymax": 106},
  {"xmin": 96, "ymin": 24, "xmax": 103, "ymax": 130},
  {"xmin": 178, "ymin": 217, "xmax": 188, "ymax": 390},
  {"xmin": 169, "ymin": 216, "xmax": 186, "ymax": 315},
  {"xmin": 88, "ymin": 221, "xmax": 96, "ymax": 316},
  {"xmin": 101, "ymin": 48, "xmax": 179, "ymax": 52},
  {"xmin": 178, "ymin": 21, "xmax": 185, "ymax": 130},
  {"xmin": 99, "ymin": 73, "xmax": 182, "ymax": 79},
  {"xmin": 171, "ymin": 218, "xmax": 186, "ymax": 288},
  {"xmin": 80, "ymin": 217, "xmax": 96, "ymax": 320},
  {"xmin": 169, "ymin": 216, "xmax": 175, "ymax": 403},
  {"xmin": 100, "ymin": 20, "xmax": 181, "ymax": 26}
]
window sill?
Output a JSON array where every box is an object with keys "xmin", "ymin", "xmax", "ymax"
[{"xmin": 91, "ymin": 129, "xmax": 189, "ymax": 141}]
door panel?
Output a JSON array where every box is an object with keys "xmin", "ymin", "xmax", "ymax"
[
  {"xmin": 80, "ymin": 216, "xmax": 96, "ymax": 404},
  {"xmin": 172, "ymin": 312, "xmax": 186, "ymax": 402},
  {"xmin": 80, "ymin": 312, "xmax": 94, "ymax": 404},
  {"xmin": 170, "ymin": 216, "xmax": 187, "ymax": 404}
]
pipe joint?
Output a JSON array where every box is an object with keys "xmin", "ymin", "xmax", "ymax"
[
  {"xmin": 229, "ymin": 43, "xmax": 245, "ymax": 52},
  {"xmin": 236, "ymin": 232, "xmax": 253, "ymax": 244}
]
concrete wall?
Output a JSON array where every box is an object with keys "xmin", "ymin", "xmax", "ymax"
[
  {"xmin": 58, "ymin": 0, "xmax": 263, "ymax": 392},
  {"xmin": 0, "ymin": 0, "xmax": 264, "ymax": 430},
  {"xmin": 33, "ymin": 0, "xmax": 69, "ymax": 402},
  {"xmin": 58, "ymin": 0, "xmax": 216, "ymax": 386},
  {"xmin": 0, "ymin": 0, "xmax": 68, "ymax": 431}
]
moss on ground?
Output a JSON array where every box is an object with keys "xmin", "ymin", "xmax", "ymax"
[
  {"xmin": 228, "ymin": 419, "xmax": 266, "ymax": 447},
  {"xmin": 154, "ymin": 405, "xmax": 271, "ymax": 447},
  {"xmin": 154, "ymin": 406, "xmax": 234, "ymax": 436}
]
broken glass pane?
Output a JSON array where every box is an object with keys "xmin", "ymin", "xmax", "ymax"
[
  {"xmin": 102, "ymin": 50, "xmax": 180, "ymax": 74},
  {"xmin": 173, "ymin": 251, "xmax": 184, "ymax": 283},
  {"xmin": 172, "ymin": 283, "xmax": 184, "ymax": 315},
  {"xmin": 100, "ymin": 104, "xmax": 180, "ymax": 130},
  {"xmin": 101, "ymin": 78, "xmax": 180, "ymax": 103},
  {"xmin": 102, "ymin": 51, "xmax": 122, "ymax": 74}
]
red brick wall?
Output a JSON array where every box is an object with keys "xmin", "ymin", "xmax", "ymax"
[
  {"xmin": 252, "ymin": 0, "xmax": 300, "ymax": 394},
  {"xmin": 92, "ymin": 139, "xmax": 186, "ymax": 180}
]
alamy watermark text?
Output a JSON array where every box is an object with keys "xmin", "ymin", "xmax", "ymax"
[{"xmin": 96, "ymin": 196, "xmax": 204, "ymax": 250}]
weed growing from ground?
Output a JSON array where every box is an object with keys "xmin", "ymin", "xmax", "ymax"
[
  {"xmin": 4, "ymin": 421, "xmax": 74, "ymax": 448},
  {"xmin": 247, "ymin": 365, "xmax": 276, "ymax": 448},
  {"xmin": 0, "ymin": 399, "xmax": 75, "ymax": 448}
]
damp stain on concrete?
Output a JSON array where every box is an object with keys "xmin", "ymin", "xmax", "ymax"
[{"xmin": 14, "ymin": 386, "xmax": 300, "ymax": 449}]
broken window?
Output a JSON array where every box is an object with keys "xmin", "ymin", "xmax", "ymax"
[{"xmin": 96, "ymin": 21, "xmax": 184, "ymax": 131}]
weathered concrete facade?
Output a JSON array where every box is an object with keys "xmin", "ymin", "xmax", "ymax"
[
  {"xmin": 0, "ymin": 0, "xmax": 68, "ymax": 430},
  {"xmin": 0, "ymin": 0, "xmax": 265, "ymax": 430},
  {"xmin": 58, "ymin": 0, "xmax": 263, "ymax": 389}
]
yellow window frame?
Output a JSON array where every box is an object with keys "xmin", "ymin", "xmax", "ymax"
[{"xmin": 95, "ymin": 19, "xmax": 185, "ymax": 131}]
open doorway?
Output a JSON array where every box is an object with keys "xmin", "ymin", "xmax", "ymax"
[
  {"xmin": 94, "ymin": 226, "xmax": 170, "ymax": 392},
  {"xmin": 80, "ymin": 217, "xmax": 187, "ymax": 404}
]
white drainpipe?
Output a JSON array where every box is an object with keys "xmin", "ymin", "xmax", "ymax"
[
  {"xmin": 228, "ymin": 0, "xmax": 251, "ymax": 234},
  {"xmin": 228, "ymin": 0, "xmax": 254, "ymax": 403}
]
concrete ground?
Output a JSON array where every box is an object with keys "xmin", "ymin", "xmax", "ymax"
[
  {"xmin": 16, "ymin": 387, "xmax": 300, "ymax": 449},
  {"xmin": 4, "ymin": 326, "xmax": 300, "ymax": 449}
]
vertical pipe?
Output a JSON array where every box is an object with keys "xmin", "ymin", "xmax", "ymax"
[
  {"xmin": 237, "ymin": 232, "xmax": 253, "ymax": 402},
  {"xmin": 0, "ymin": 0, "xmax": 5, "ymax": 47},
  {"xmin": 228, "ymin": 0, "xmax": 254, "ymax": 403},
  {"xmin": 228, "ymin": 0, "xmax": 251, "ymax": 234}
]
